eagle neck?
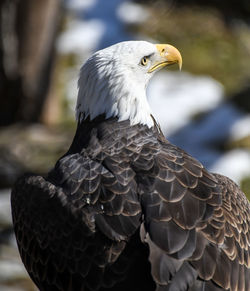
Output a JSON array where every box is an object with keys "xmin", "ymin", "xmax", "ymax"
[
  {"xmin": 66, "ymin": 116, "xmax": 162, "ymax": 156},
  {"xmin": 76, "ymin": 59, "xmax": 154, "ymax": 128}
]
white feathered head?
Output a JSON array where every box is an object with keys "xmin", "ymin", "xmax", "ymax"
[{"xmin": 76, "ymin": 41, "xmax": 182, "ymax": 127}]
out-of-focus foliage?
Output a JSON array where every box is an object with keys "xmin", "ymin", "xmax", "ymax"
[
  {"xmin": 241, "ymin": 176, "xmax": 250, "ymax": 201},
  {"xmin": 133, "ymin": 0, "xmax": 250, "ymax": 93},
  {"xmin": 136, "ymin": 0, "xmax": 250, "ymax": 23},
  {"xmin": 47, "ymin": 53, "xmax": 79, "ymax": 125},
  {"xmin": 173, "ymin": 0, "xmax": 250, "ymax": 23},
  {"xmin": 229, "ymin": 136, "xmax": 250, "ymax": 151}
]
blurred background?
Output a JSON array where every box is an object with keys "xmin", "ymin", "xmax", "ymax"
[{"xmin": 0, "ymin": 0, "xmax": 250, "ymax": 289}]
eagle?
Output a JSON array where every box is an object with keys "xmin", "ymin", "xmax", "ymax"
[{"xmin": 11, "ymin": 41, "xmax": 250, "ymax": 291}]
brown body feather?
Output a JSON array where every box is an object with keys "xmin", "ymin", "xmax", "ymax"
[{"xmin": 11, "ymin": 116, "xmax": 250, "ymax": 291}]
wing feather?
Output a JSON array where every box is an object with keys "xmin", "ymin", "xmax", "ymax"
[{"xmin": 137, "ymin": 138, "xmax": 250, "ymax": 290}]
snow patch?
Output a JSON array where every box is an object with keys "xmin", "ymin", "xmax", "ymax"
[
  {"xmin": 64, "ymin": 0, "xmax": 97, "ymax": 12},
  {"xmin": 229, "ymin": 114, "xmax": 250, "ymax": 141},
  {"xmin": 117, "ymin": 1, "xmax": 149, "ymax": 24},
  {"xmin": 148, "ymin": 71, "xmax": 224, "ymax": 135},
  {"xmin": 57, "ymin": 19, "xmax": 105, "ymax": 56},
  {"xmin": 210, "ymin": 149, "xmax": 250, "ymax": 184}
]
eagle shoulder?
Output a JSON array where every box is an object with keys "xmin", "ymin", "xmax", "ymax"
[
  {"xmin": 135, "ymin": 139, "xmax": 249, "ymax": 291},
  {"xmin": 11, "ymin": 148, "xmax": 141, "ymax": 290}
]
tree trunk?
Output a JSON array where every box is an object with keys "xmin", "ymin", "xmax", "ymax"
[{"xmin": 0, "ymin": 0, "xmax": 61, "ymax": 125}]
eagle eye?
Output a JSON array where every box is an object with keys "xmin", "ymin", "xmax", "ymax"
[{"xmin": 140, "ymin": 56, "xmax": 149, "ymax": 66}]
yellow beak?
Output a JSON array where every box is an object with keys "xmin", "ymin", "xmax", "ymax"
[{"xmin": 148, "ymin": 44, "xmax": 182, "ymax": 73}]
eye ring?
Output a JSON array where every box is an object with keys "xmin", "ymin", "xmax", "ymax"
[{"xmin": 141, "ymin": 56, "xmax": 149, "ymax": 66}]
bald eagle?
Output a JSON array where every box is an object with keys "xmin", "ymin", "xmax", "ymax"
[{"xmin": 11, "ymin": 41, "xmax": 249, "ymax": 291}]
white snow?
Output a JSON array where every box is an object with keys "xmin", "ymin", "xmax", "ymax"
[
  {"xmin": 117, "ymin": 1, "xmax": 149, "ymax": 24},
  {"xmin": 64, "ymin": 0, "xmax": 97, "ymax": 12},
  {"xmin": 148, "ymin": 72, "xmax": 224, "ymax": 135},
  {"xmin": 0, "ymin": 189, "xmax": 12, "ymax": 227},
  {"xmin": 57, "ymin": 19, "xmax": 105, "ymax": 56},
  {"xmin": 211, "ymin": 149, "xmax": 250, "ymax": 184},
  {"xmin": 0, "ymin": 259, "xmax": 29, "ymax": 281},
  {"xmin": 229, "ymin": 114, "xmax": 250, "ymax": 141}
]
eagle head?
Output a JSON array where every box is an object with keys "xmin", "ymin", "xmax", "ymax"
[{"xmin": 76, "ymin": 41, "xmax": 182, "ymax": 127}]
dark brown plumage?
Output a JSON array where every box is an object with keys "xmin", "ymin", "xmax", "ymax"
[{"xmin": 11, "ymin": 116, "xmax": 250, "ymax": 291}]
